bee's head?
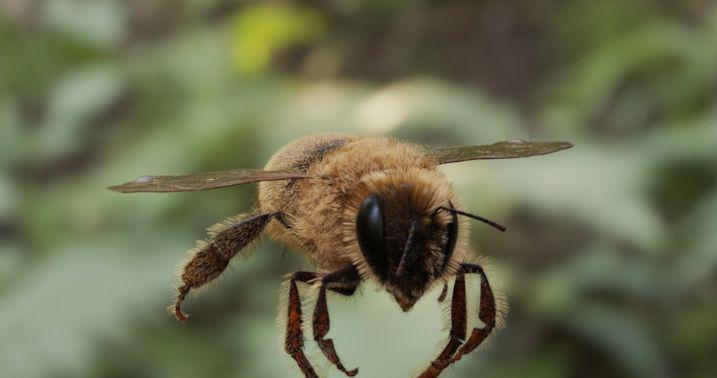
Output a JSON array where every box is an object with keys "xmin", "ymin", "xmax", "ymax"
[{"xmin": 346, "ymin": 169, "xmax": 465, "ymax": 312}]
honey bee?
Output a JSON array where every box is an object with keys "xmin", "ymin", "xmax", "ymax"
[{"xmin": 109, "ymin": 133, "xmax": 572, "ymax": 378}]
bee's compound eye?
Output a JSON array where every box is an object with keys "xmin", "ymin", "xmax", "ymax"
[
  {"xmin": 357, "ymin": 195, "xmax": 383, "ymax": 238},
  {"xmin": 356, "ymin": 195, "xmax": 388, "ymax": 279}
]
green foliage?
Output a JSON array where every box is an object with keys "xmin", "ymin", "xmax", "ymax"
[{"xmin": 231, "ymin": 4, "xmax": 326, "ymax": 74}]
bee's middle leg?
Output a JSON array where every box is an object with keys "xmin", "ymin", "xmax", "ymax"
[
  {"xmin": 417, "ymin": 272, "xmax": 468, "ymax": 378},
  {"xmin": 313, "ymin": 265, "xmax": 361, "ymax": 377}
]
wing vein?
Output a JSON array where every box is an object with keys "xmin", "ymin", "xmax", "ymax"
[{"xmin": 108, "ymin": 168, "xmax": 310, "ymax": 193}]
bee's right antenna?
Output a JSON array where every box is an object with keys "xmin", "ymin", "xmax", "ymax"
[{"xmin": 434, "ymin": 205, "xmax": 507, "ymax": 232}]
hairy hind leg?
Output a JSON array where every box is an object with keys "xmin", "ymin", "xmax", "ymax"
[{"xmin": 172, "ymin": 211, "xmax": 287, "ymax": 322}]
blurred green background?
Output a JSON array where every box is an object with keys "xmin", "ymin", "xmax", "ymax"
[{"xmin": 1, "ymin": 1, "xmax": 717, "ymax": 377}]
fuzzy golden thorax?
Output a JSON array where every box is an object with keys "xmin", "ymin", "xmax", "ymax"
[{"xmin": 342, "ymin": 168, "xmax": 469, "ymax": 311}]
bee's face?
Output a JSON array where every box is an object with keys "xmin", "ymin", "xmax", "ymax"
[{"xmin": 355, "ymin": 190, "xmax": 459, "ymax": 311}]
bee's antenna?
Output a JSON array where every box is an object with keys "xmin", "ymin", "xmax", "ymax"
[{"xmin": 434, "ymin": 206, "xmax": 507, "ymax": 232}]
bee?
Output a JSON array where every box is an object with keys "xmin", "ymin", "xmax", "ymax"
[{"xmin": 109, "ymin": 133, "xmax": 572, "ymax": 378}]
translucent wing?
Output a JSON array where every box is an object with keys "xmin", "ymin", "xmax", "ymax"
[
  {"xmin": 108, "ymin": 168, "xmax": 309, "ymax": 193},
  {"xmin": 430, "ymin": 139, "xmax": 573, "ymax": 164}
]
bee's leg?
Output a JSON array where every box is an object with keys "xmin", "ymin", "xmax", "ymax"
[
  {"xmin": 450, "ymin": 263, "xmax": 496, "ymax": 363},
  {"xmin": 172, "ymin": 211, "xmax": 288, "ymax": 322},
  {"xmin": 417, "ymin": 272, "xmax": 468, "ymax": 378},
  {"xmin": 313, "ymin": 265, "xmax": 361, "ymax": 377},
  {"xmin": 285, "ymin": 271, "xmax": 320, "ymax": 378}
]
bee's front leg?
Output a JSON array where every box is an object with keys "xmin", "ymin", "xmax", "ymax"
[
  {"xmin": 417, "ymin": 272, "xmax": 468, "ymax": 378},
  {"xmin": 451, "ymin": 263, "xmax": 497, "ymax": 363},
  {"xmin": 283, "ymin": 266, "xmax": 361, "ymax": 378},
  {"xmin": 417, "ymin": 263, "xmax": 498, "ymax": 378},
  {"xmin": 312, "ymin": 265, "xmax": 361, "ymax": 377}
]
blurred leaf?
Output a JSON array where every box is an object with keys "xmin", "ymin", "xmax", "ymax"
[
  {"xmin": 532, "ymin": 243, "xmax": 664, "ymax": 315},
  {"xmin": 0, "ymin": 239, "xmax": 179, "ymax": 378},
  {"xmin": 565, "ymin": 304, "xmax": 667, "ymax": 378},
  {"xmin": 231, "ymin": 4, "xmax": 326, "ymax": 73},
  {"xmin": 0, "ymin": 242, "xmax": 23, "ymax": 287},
  {"xmin": 0, "ymin": 97, "xmax": 26, "ymax": 168},
  {"xmin": 35, "ymin": 64, "xmax": 123, "ymax": 161},
  {"xmin": 41, "ymin": 0, "xmax": 127, "ymax": 49},
  {"xmin": 671, "ymin": 189, "xmax": 717, "ymax": 293},
  {"xmin": 0, "ymin": 172, "xmax": 19, "ymax": 219},
  {"xmin": 468, "ymin": 143, "xmax": 664, "ymax": 252},
  {"xmin": 480, "ymin": 348, "xmax": 571, "ymax": 378},
  {"xmin": 543, "ymin": 14, "xmax": 717, "ymax": 137}
]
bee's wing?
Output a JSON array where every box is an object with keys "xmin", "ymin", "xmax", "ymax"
[
  {"xmin": 429, "ymin": 140, "xmax": 573, "ymax": 164},
  {"xmin": 108, "ymin": 168, "xmax": 309, "ymax": 193}
]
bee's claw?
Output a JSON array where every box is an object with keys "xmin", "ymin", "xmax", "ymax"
[
  {"xmin": 172, "ymin": 285, "xmax": 190, "ymax": 323},
  {"xmin": 174, "ymin": 306, "xmax": 189, "ymax": 323}
]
